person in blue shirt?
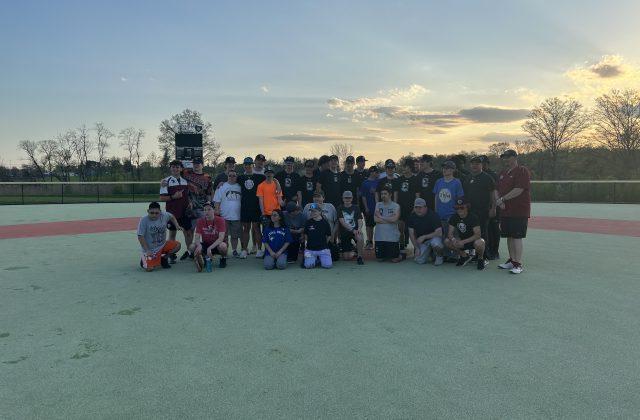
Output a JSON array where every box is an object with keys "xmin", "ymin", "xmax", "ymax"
[
  {"xmin": 262, "ymin": 209, "xmax": 292, "ymax": 270},
  {"xmin": 359, "ymin": 166, "xmax": 380, "ymax": 250},
  {"xmin": 433, "ymin": 160, "xmax": 465, "ymax": 234}
]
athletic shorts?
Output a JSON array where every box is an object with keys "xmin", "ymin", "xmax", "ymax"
[
  {"xmin": 199, "ymin": 242, "xmax": 224, "ymax": 255},
  {"xmin": 375, "ymin": 241, "xmax": 400, "ymax": 260},
  {"xmin": 167, "ymin": 216, "xmax": 192, "ymax": 231},
  {"xmin": 225, "ymin": 220, "xmax": 242, "ymax": 238},
  {"xmin": 241, "ymin": 207, "xmax": 261, "ymax": 223},
  {"xmin": 339, "ymin": 231, "xmax": 356, "ymax": 252},
  {"xmin": 140, "ymin": 240, "xmax": 180, "ymax": 269},
  {"xmin": 500, "ymin": 217, "xmax": 528, "ymax": 239},
  {"xmin": 364, "ymin": 212, "xmax": 375, "ymax": 228},
  {"xmin": 399, "ymin": 205, "xmax": 413, "ymax": 221}
]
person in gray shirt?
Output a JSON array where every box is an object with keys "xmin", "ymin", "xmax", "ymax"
[
  {"xmin": 137, "ymin": 201, "xmax": 183, "ymax": 271},
  {"xmin": 284, "ymin": 201, "xmax": 306, "ymax": 263},
  {"xmin": 374, "ymin": 187, "xmax": 401, "ymax": 263},
  {"xmin": 302, "ymin": 191, "xmax": 338, "ymax": 239}
]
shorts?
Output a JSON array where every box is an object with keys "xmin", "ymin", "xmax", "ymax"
[
  {"xmin": 199, "ymin": 242, "xmax": 225, "ymax": 255},
  {"xmin": 190, "ymin": 208, "xmax": 205, "ymax": 223},
  {"xmin": 339, "ymin": 231, "xmax": 357, "ymax": 252},
  {"xmin": 364, "ymin": 211, "xmax": 375, "ymax": 228},
  {"xmin": 375, "ymin": 241, "xmax": 400, "ymax": 260},
  {"xmin": 500, "ymin": 217, "xmax": 528, "ymax": 239},
  {"xmin": 241, "ymin": 207, "xmax": 261, "ymax": 223},
  {"xmin": 140, "ymin": 240, "xmax": 180, "ymax": 269},
  {"xmin": 399, "ymin": 205, "xmax": 413, "ymax": 221},
  {"xmin": 167, "ymin": 216, "xmax": 192, "ymax": 231},
  {"xmin": 225, "ymin": 220, "xmax": 242, "ymax": 238}
]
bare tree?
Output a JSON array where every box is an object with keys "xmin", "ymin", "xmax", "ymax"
[
  {"xmin": 55, "ymin": 131, "xmax": 76, "ymax": 181},
  {"xmin": 119, "ymin": 127, "xmax": 145, "ymax": 179},
  {"xmin": 514, "ymin": 138, "xmax": 538, "ymax": 155},
  {"xmin": 70, "ymin": 125, "xmax": 94, "ymax": 181},
  {"xmin": 18, "ymin": 140, "xmax": 45, "ymax": 180},
  {"xmin": 39, "ymin": 139, "xmax": 59, "ymax": 181},
  {"xmin": 158, "ymin": 109, "xmax": 223, "ymax": 166},
  {"xmin": 94, "ymin": 122, "xmax": 114, "ymax": 180},
  {"xmin": 487, "ymin": 142, "xmax": 511, "ymax": 158},
  {"xmin": 329, "ymin": 143, "xmax": 354, "ymax": 165},
  {"xmin": 522, "ymin": 97, "xmax": 589, "ymax": 179},
  {"xmin": 592, "ymin": 89, "xmax": 640, "ymax": 174}
]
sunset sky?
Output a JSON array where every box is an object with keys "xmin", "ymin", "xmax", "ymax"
[{"xmin": 2, "ymin": 0, "xmax": 640, "ymax": 166}]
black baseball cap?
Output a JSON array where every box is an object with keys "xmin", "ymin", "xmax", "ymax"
[
  {"xmin": 356, "ymin": 155, "xmax": 366, "ymax": 163},
  {"xmin": 420, "ymin": 154, "xmax": 434, "ymax": 162},
  {"xmin": 304, "ymin": 160, "xmax": 315, "ymax": 168},
  {"xmin": 454, "ymin": 198, "xmax": 469, "ymax": 209},
  {"xmin": 169, "ymin": 160, "xmax": 183, "ymax": 167},
  {"xmin": 286, "ymin": 201, "xmax": 299, "ymax": 212},
  {"xmin": 329, "ymin": 155, "xmax": 339, "ymax": 161},
  {"xmin": 243, "ymin": 156, "xmax": 254, "ymax": 165},
  {"xmin": 500, "ymin": 149, "xmax": 518, "ymax": 158},
  {"xmin": 224, "ymin": 156, "xmax": 236, "ymax": 164},
  {"xmin": 384, "ymin": 159, "xmax": 395, "ymax": 168},
  {"xmin": 345, "ymin": 155, "xmax": 355, "ymax": 164},
  {"xmin": 470, "ymin": 155, "xmax": 483, "ymax": 163},
  {"xmin": 193, "ymin": 157, "xmax": 203, "ymax": 164},
  {"xmin": 255, "ymin": 154, "xmax": 266, "ymax": 161},
  {"xmin": 284, "ymin": 156, "xmax": 295, "ymax": 163},
  {"xmin": 264, "ymin": 166, "xmax": 275, "ymax": 174}
]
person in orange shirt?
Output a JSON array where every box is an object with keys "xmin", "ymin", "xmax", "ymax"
[{"xmin": 256, "ymin": 167, "xmax": 284, "ymax": 257}]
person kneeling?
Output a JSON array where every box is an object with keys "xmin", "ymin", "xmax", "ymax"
[
  {"xmin": 193, "ymin": 202, "xmax": 228, "ymax": 272},
  {"xmin": 407, "ymin": 198, "xmax": 444, "ymax": 266},
  {"xmin": 303, "ymin": 203, "xmax": 333, "ymax": 269},
  {"xmin": 263, "ymin": 210, "xmax": 292, "ymax": 270},
  {"xmin": 445, "ymin": 198, "xmax": 487, "ymax": 270},
  {"xmin": 137, "ymin": 202, "xmax": 183, "ymax": 271}
]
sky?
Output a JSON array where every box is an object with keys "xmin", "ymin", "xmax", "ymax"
[{"xmin": 1, "ymin": 0, "xmax": 640, "ymax": 166}]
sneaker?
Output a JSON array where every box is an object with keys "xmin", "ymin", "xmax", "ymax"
[
  {"xmin": 457, "ymin": 254, "xmax": 473, "ymax": 267},
  {"xmin": 256, "ymin": 249, "xmax": 265, "ymax": 258},
  {"xmin": 477, "ymin": 258, "xmax": 487, "ymax": 270},
  {"xmin": 498, "ymin": 259, "xmax": 514, "ymax": 270},
  {"xmin": 179, "ymin": 251, "xmax": 190, "ymax": 261},
  {"xmin": 357, "ymin": 256, "xmax": 364, "ymax": 265},
  {"xmin": 169, "ymin": 254, "xmax": 177, "ymax": 264},
  {"xmin": 287, "ymin": 259, "xmax": 296, "ymax": 264},
  {"xmin": 434, "ymin": 256, "xmax": 444, "ymax": 266},
  {"xmin": 239, "ymin": 250, "xmax": 248, "ymax": 259},
  {"xmin": 364, "ymin": 241, "xmax": 373, "ymax": 250},
  {"xmin": 219, "ymin": 258, "xmax": 227, "ymax": 268},
  {"xmin": 195, "ymin": 255, "xmax": 204, "ymax": 272},
  {"xmin": 249, "ymin": 247, "xmax": 256, "ymax": 255},
  {"xmin": 232, "ymin": 250, "xmax": 239, "ymax": 258},
  {"xmin": 510, "ymin": 264, "xmax": 524, "ymax": 274},
  {"xmin": 160, "ymin": 256, "xmax": 171, "ymax": 269}
]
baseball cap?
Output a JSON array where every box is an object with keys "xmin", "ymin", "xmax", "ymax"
[
  {"xmin": 329, "ymin": 154, "xmax": 339, "ymax": 161},
  {"xmin": 318, "ymin": 155, "xmax": 330, "ymax": 166},
  {"xmin": 284, "ymin": 156, "xmax": 295, "ymax": 163},
  {"xmin": 500, "ymin": 149, "xmax": 518, "ymax": 158},
  {"xmin": 342, "ymin": 190, "xmax": 353, "ymax": 198},
  {"xmin": 264, "ymin": 166, "xmax": 275, "ymax": 174},
  {"xmin": 369, "ymin": 165, "xmax": 379, "ymax": 172},
  {"xmin": 243, "ymin": 156, "xmax": 254, "ymax": 165},
  {"xmin": 414, "ymin": 198, "xmax": 427, "ymax": 207},
  {"xmin": 442, "ymin": 160, "xmax": 456, "ymax": 170},
  {"xmin": 384, "ymin": 159, "xmax": 396, "ymax": 168},
  {"xmin": 309, "ymin": 203, "xmax": 321, "ymax": 211},
  {"xmin": 420, "ymin": 154, "xmax": 434, "ymax": 163},
  {"xmin": 203, "ymin": 201, "xmax": 214, "ymax": 208},
  {"xmin": 304, "ymin": 160, "xmax": 315, "ymax": 168},
  {"xmin": 345, "ymin": 156, "xmax": 355, "ymax": 164},
  {"xmin": 224, "ymin": 156, "xmax": 236, "ymax": 164},
  {"xmin": 193, "ymin": 157, "xmax": 203, "ymax": 164},
  {"xmin": 356, "ymin": 155, "xmax": 367, "ymax": 163},
  {"xmin": 169, "ymin": 160, "xmax": 183, "ymax": 167},
  {"xmin": 470, "ymin": 155, "xmax": 483, "ymax": 163},
  {"xmin": 454, "ymin": 198, "xmax": 469, "ymax": 209},
  {"xmin": 286, "ymin": 201, "xmax": 299, "ymax": 212},
  {"xmin": 255, "ymin": 154, "xmax": 266, "ymax": 161}
]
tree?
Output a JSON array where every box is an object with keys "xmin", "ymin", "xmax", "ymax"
[
  {"xmin": 514, "ymin": 138, "xmax": 538, "ymax": 155},
  {"xmin": 157, "ymin": 109, "xmax": 223, "ymax": 166},
  {"xmin": 38, "ymin": 139, "xmax": 59, "ymax": 181},
  {"xmin": 55, "ymin": 131, "xmax": 76, "ymax": 181},
  {"xmin": 18, "ymin": 140, "xmax": 45, "ymax": 180},
  {"xmin": 119, "ymin": 127, "xmax": 145, "ymax": 180},
  {"xmin": 71, "ymin": 125, "xmax": 94, "ymax": 181},
  {"xmin": 592, "ymin": 89, "xmax": 640, "ymax": 175},
  {"xmin": 94, "ymin": 122, "xmax": 114, "ymax": 180},
  {"xmin": 329, "ymin": 143, "xmax": 354, "ymax": 165},
  {"xmin": 522, "ymin": 97, "xmax": 590, "ymax": 179},
  {"xmin": 487, "ymin": 142, "xmax": 511, "ymax": 158}
]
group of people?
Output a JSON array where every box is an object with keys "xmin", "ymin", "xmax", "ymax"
[{"xmin": 137, "ymin": 149, "xmax": 531, "ymax": 274}]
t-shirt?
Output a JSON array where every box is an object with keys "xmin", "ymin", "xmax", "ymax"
[
  {"xmin": 412, "ymin": 169, "xmax": 442, "ymax": 211},
  {"xmin": 394, "ymin": 175, "xmax": 415, "ymax": 211},
  {"xmin": 374, "ymin": 201, "xmax": 400, "ymax": 242},
  {"xmin": 433, "ymin": 177, "xmax": 464, "ymax": 221},
  {"xmin": 262, "ymin": 226, "xmax": 293, "ymax": 251},
  {"xmin": 302, "ymin": 202, "xmax": 337, "ymax": 232},
  {"xmin": 304, "ymin": 218, "xmax": 332, "ymax": 251},
  {"xmin": 159, "ymin": 176, "xmax": 189, "ymax": 218},
  {"xmin": 213, "ymin": 172, "xmax": 228, "ymax": 191},
  {"xmin": 275, "ymin": 170, "xmax": 302, "ymax": 203},
  {"xmin": 449, "ymin": 212, "xmax": 480, "ymax": 241},
  {"xmin": 284, "ymin": 211, "xmax": 306, "ymax": 239},
  {"xmin": 407, "ymin": 210, "xmax": 441, "ymax": 238},
  {"xmin": 239, "ymin": 173, "xmax": 266, "ymax": 212},
  {"xmin": 256, "ymin": 180, "xmax": 282, "ymax": 215},
  {"xmin": 212, "ymin": 182, "xmax": 242, "ymax": 221},
  {"xmin": 300, "ymin": 174, "xmax": 317, "ymax": 206},
  {"xmin": 355, "ymin": 167, "xmax": 370, "ymax": 180},
  {"xmin": 497, "ymin": 165, "xmax": 531, "ymax": 218},
  {"xmin": 376, "ymin": 173, "xmax": 398, "ymax": 197},
  {"xmin": 253, "ymin": 167, "xmax": 265, "ymax": 175},
  {"xmin": 317, "ymin": 169, "xmax": 342, "ymax": 206},
  {"xmin": 340, "ymin": 171, "xmax": 362, "ymax": 198},
  {"xmin": 195, "ymin": 215, "xmax": 226, "ymax": 244},
  {"xmin": 337, "ymin": 205, "xmax": 362, "ymax": 233},
  {"xmin": 359, "ymin": 178, "xmax": 379, "ymax": 213},
  {"xmin": 182, "ymin": 169, "xmax": 213, "ymax": 211},
  {"xmin": 462, "ymin": 171, "xmax": 496, "ymax": 218},
  {"xmin": 137, "ymin": 211, "xmax": 173, "ymax": 254}
]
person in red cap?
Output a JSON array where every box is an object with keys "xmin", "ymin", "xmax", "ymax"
[
  {"xmin": 496, "ymin": 149, "xmax": 531, "ymax": 274},
  {"xmin": 445, "ymin": 198, "xmax": 487, "ymax": 270}
]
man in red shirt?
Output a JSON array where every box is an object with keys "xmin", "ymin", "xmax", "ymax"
[
  {"xmin": 495, "ymin": 149, "xmax": 531, "ymax": 274},
  {"xmin": 159, "ymin": 160, "xmax": 192, "ymax": 263},
  {"xmin": 192, "ymin": 202, "xmax": 228, "ymax": 271}
]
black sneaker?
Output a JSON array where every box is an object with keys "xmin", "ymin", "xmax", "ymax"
[
  {"xmin": 357, "ymin": 256, "xmax": 364, "ymax": 265},
  {"xmin": 477, "ymin": 258, "xmax": 487, "ymax": 270},
  {"xmin": 160, "ymin": 256, "xmax": 171, "ymax": 269},
  {"xmin": 219, "ymin": 258, "xmax": 227, "ymax": 268},
  {"xmin": 456, "ymin": 254, "xmax": 472, "ymax": 267},
  {"xmin": 169, "ymin": 254, "xmax": 177, "ymax": 264},
  {"xmin": 179, "ymin": 251, "xmax": 190, "ymax": 261}
]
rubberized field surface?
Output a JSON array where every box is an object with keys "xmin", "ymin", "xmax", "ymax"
[{"xmin": 1, "ymin": 203, "xmax": 639, "ymax": 419}]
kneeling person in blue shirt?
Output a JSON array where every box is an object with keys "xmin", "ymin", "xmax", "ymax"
[{"xmin": 262, "ymin": 209, "xmax": 292, "ymax": 270}]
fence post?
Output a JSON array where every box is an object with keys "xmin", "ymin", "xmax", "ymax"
[
  {"xmin": 21, "ymin": 184, "xmax": 24, "ymax": 205},
  {"xmin": 569, "ymin": 182, "xmax": 573, "ymax": 203},
  {"xmin": 612, "ymin": 182, "xmax": 616, "ymax": 203},
  {"xmin": 61, "ymin": 183, "xmax": 64, "ymax": 204},
  {"xmin": 97, "ymin": 184, "xmax": 100, "ymax": 203},
  {"xmin": 131, "ymin": 183, "xmax": 135, "ymax": 202}
]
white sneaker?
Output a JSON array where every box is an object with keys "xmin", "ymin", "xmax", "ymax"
[
  {"xmin": 255, "ymin": 249, "xmax": 265, "ymax": 258},
  {"xmin": 434, "ymin": 256, "xmax": 444, "ymax": 266},
  {"xmin": 239, "ymin": 250, "xmax": 248, "ymax": 259},
  {"xmin": 498, "ymin": 259, "xmax": 514, "ymax": 270},
  {"xmin": 510, "ymin": 265, "xmax": 524, "ymax": 274},
  {"xmin": 249, "ymin": 247, "xmax": 256, "ymax": 254}
]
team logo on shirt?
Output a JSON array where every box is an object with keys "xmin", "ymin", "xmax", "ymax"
[
  {"xmin": 346, "ymin": 176, "xmax": 352, "ymax": 184},
  {"xmin": 421, "ymin": 177, "xmax": 429, "ymax": 188},
  {"xmin": 306, "ymin": 181, "xmax": 314, "ymax": 191},
  {"xmin": 333, "ymin": 175, "xmax": 339, "ymax": 182},
  {"xmin": 457, "ymin": 222, "xmax": 467, "ymax": 234},
  {"xmin": 285, "ymin": 178, "xmax": 292, "ymax": 187},
  {"xmin": 342, "ymin": 210, "xmax": 355, "ymax": 228},
  {"xmin": 438, "ymin": 188, "xmax": 452, "ymax": 203},
  {"xmin": 244, "ymin": 179, "xmax": 255, "ymax": 190},
  {"xmin": 225, "ymin": 190, "xmax": 241, "ymax": 200},
  {"xmin": 401, "ymin": 181, "xmax": 409, "ymax": 192}
]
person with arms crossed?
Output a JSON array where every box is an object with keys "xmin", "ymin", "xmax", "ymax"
[
  {"xmin": 159, "ymin": 160, "xmax": 192, "ymax": 264},
  {"xmin": 496, "ymin": 149, "xmax": 531, "ymax": 274},
  {"xmin": 337, "ymin": 191, "xmax": 365, "ymax": 265},
  {"xmin": 137, "ymin": 202, "xmax": 182, "ymax": 271},
  {"xmin": 407, "ymin": 198, "xmax": 444, "ymax": 266},
  {"xmin": 359, "ymin": 166, "xmax": 380, "ymax": 250},
  {"xmin": 374, "ymin": 187, "xmax": 402, "ymax": 263},
  {"xmin": 262, "ymin": 209, "xmax": 292, "ymax": 270},
  {"xmin": 445, "ymin": 198, "xmax": 487, "ymax": 270},
  {"xmin": 238, "ymin": 157, "xmax": 266, "ymax": 258},
  {"xmin": 303, "ymin": 203, "xmax": 333, "ymax": 269},
  {"xmin": 193, "ymin": 202, "xmax": 228, "ymax": 271},
  {"xmin": 213, "ymin": 169, "xmax": 242, "ymax": 258}
]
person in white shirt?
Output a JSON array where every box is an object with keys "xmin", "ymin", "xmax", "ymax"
[{"xmin": 213, "ymin": 169, "xmax": 242, "ymax": 257}]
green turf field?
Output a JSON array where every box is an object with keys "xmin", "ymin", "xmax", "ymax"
[{"xmin": 1, "ymin": 203, "xmax": 639, "ymax": 418}]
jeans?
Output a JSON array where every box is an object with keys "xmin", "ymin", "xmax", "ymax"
[
  {"xmin": 414, "ymin": 237, "xmax": 444, "ymax": 264},
  {"xmin": 264, "ymin": 253, "xmax": 287, "ymax": 270},
  {"xmin": 303, "ymin": 249, "xmax": 332, "ymax": 269}
]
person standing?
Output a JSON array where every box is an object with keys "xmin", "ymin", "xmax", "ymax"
[
  {"xmin": 337, "ymin": 191, "xmax": 365, "ymax": 265},
  {"xmin": 262, "ymin": 209, "xmax": 292, "ymax": 270},
  {"xmin": 303, "ymin": 204, "xmax": 333, "ymax": 269},
  {"xmin": 407, "ymin": 198, "xmax": 444, "ymax": 266},
  {"xmin": 462, "ymin": 156, "xmax": 496, "ymax": 252},
  {"xmin": 374, "ymin": 187, "xmax": 402, "ymax": 263},
  {"xmin": 359, "ymin": 166, "xmax": 380, "ymax": 250},
  {"xmin": 253, "ymin": 154, "xmax": 266, "ymax": 175},
  {"xmin": 275, "ymin": 156, "xmax": 302, "ymax": 205},
  {"xmin": 213, "ymin": 169, "xmax": 242, "ymax": 257},
  {"xmin": 300, "ymin": 160, "xmax": 318, "ymax": 207},
  {"xmin": 213, "ymin": 156, "xmax": 236, "ymax": 190},
  {"xmin": 395, "ymin": 159, "xmax": 417, "ymax": 258},
  {"xmin": 433, "ymin": 160, "xmax": 465, "ymax": 234},
  {"xmin": 496, "ymin": 149, "xmax": 531, "ymax": 274},
  {"xmin": 340, "ymin": 155, "xmax": 362, "ymax": 199},
  {"xmin": 376, "ymin": 159, "xmax": 398, "ymax": 202},
  {"xmin": 481, "ymin": 155, "xmax": 501, "ymax": 260},
  {"xmin": 413, "ymin": 154, "xmax": 442, "ymax": 211},
  {"xmin": 238, "ymin": 157, "xmax": 266, "ymax": 258},
  {"xmin": 137, "ymin": 202, "xmax": 182, "ymax": 271},
  {"xmin": 159, "ymin": 160, "xmax": 192, "ymax": 263},
  {"xmin": 316, "ymin": 155, "xmax": 342, "ymax": 207},
  {"xmin": 181, "ymin": 157, "xmax": 213, "ymax": 258},
  {"xmin": 355, "ymin": 155, "xmax": 369, "ymax": 179}
]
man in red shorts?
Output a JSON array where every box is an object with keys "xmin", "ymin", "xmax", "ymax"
[
  {"xmin": 496, "ymin": 149, "xmax": 531, "ymax": 274},
  {"xmin": 193, "ymin": 202, "xmax": 228, "ymax": 271},
  {"xmin": 137, "ymin": 202, "xmax": 183, "ymax": 271}
]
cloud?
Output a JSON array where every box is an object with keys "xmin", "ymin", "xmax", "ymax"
[
  {"xmin": 272, "ymin": 131, "xmax": 387, "ymax": 143},
  {"xmin": 564, "ymin": 55, "xmax": 640, "ymax": 102},
  {"xmin": 327, "ymin": 84, "xmax": 428, "ymax": 114},
  {"xmin": 589, "ymin": 55, "xmax": 624, "ymax": 78},
  {"xmin": 260, "ymin": 85, "xmax": 270, "ymax": 93},
  {"xmin": 364, "ymin": 127, "xmax": 392, "ymax": 133},
  {"xmin": 458, "ymin": 106, "xmax": 530, "ymax": 123},
  {"xmin": 120, "ymin": 76, "xmax": 128, "ymax": 82},
  {"xmin": 476, "ymin": 132, "xmax": 526, "ymax": 143}
]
